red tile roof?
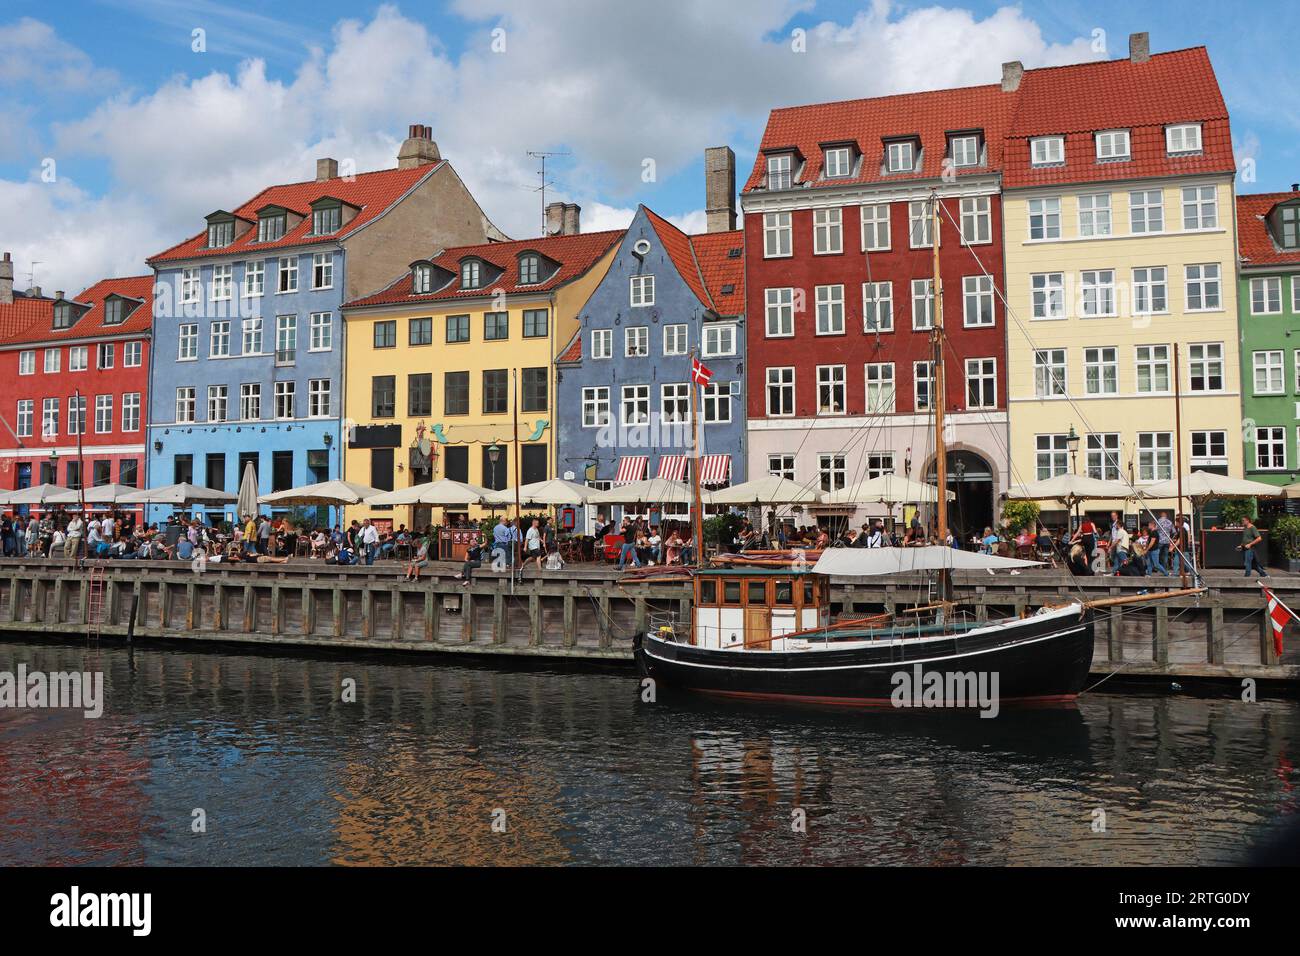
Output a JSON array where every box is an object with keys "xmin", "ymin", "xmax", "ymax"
[
  {"xmin": 343, "ymin": 229, "xmax": 624, "ymax": 309},
  {"xmin": 148, "ymin": 164, "xmax": 438, "ymax": 264},
  {"xmin": 1238, "ymin": 192, "xmax": 1300, "ymax": 268},
  {"xmin": 689, "ymin": 229, "xmax": 745, "ymax": 317},
  {"xmin": 556, "ymin": 330, "xmax": 582, "ymax": 364},
  {"xmin": 1, "ymin": 275, "xmax": 154, "ymax": 346},
  {"xmin": 0, "ymin": 294, "xmax": 55, "ymax": 343}
]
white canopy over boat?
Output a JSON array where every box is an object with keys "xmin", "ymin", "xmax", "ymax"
[{"xmin": 813, "ymin": 546, "xmax": 1042, "ymax": 577}]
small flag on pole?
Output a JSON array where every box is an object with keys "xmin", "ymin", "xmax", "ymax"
[
  {"xmin": 691, "ymin": 357, "xmax": 713, "ymax": 386},
  {"xmin": 1261, "ymin": 585, "xmax": 1295, "ymax": 657}
]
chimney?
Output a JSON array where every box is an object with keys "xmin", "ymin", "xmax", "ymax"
[
  {"xmin": 316, "ymin": 157, "xmax": 339, "ymax": 181},
  {"xmin": 54, "ymin": 290, "xmax": 64, "ymax": 301},
  {"xmin": 1001, "ymin": 61, "xmax": 1023, "ymax": 93},
  {"xmin": 28, "ymin": 286, "xmax": 41, "ymax": 299},
  {"xmin": 0, "ymin": 252, "xmax": 12, "ymax": 306},
  {"xmin": 704, "ymin": 146, "xmax": 737, "ymax": 233},
  {"xmin": 545, "ymin": 202, "xmax": 565, "ymax": 236},
  {"xmin": 1129, "ymin": 32, "xmax": 1150, "ymax": 64},
  {"xmin": 1292, "ymin": 183, "xmax": 1299, "ymax": 192},
  {"xmin": 397, "ymin": 123, "xmax": 441, "ymax": 169},
  {"xmin": 562, "ymin": 203, "xmax": 581, "ymax": 236}
]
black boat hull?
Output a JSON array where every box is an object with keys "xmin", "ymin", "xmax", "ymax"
[{"xmin": 636, "ymin": 606, "xmax": 1095, "ymax": 707}]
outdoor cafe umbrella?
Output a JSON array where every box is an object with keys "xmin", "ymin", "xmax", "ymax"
[
  {"xmin": 363, "ymin": 478, "xmax": 492, "ymax": 508},
  {"xmin": 1005, "ymin": 473, "xmax": 1133, "ymax": 517},
  {"xmin": 0, "ymin": 483, "xmax": 73, "ymax": 507},
  {"xmin": 709, "ymin": 474, "xmax": 826, "ymax": 506},
  {"xmin": 586, "ymin": 478, "xmax": 713, "ymax": 507},
  {"xmin": 116, "ymin": 482, "xmax": 237, "ymax": 507},
  {"xmin": 826, "ymin": 473, "xmax": 954, "ymax": 506},
  {"xmin": 482, "ymin": 478, "xmax": 592, "ymax": 508},
  {"xmin": 47, "ymin": 483, "xmax": 139, "ymax": 506},
  {"xmin": 259, "ymin": 479, "xmax": 382, "ymax": 507},
  {"xmin": 236, "ymin": 461, "xmax": 259, "ymax": 519}
]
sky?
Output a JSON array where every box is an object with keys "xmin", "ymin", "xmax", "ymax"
[{"xmin": 1, "ymin": 0, "xmax": 1295, "ymax": 295}]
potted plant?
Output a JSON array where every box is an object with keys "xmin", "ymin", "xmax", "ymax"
[{"xmin": 1271, "ymin": 514, "xmax": 1300, "ymax": 572}]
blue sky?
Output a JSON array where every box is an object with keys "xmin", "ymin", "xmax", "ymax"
[{"xmin": 1, "ymin": 0, "xmax": 1295, "ymax": 292}]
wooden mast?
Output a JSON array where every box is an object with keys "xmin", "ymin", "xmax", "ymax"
[
  {"xmin": 1173, "ymin": 344, "xmax": 1188, "ymax": 587},
  {"xmin": 930, "ymin": 194, "xmax": 948, "ymax": 545},
  {"xmin": 689, "ymin": 349, "xmax": 705, "ymax": 568}
]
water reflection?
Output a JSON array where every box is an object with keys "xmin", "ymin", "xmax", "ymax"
[{"xmin": 0, "ymin": 640, "xmax": 1295, "ymax": 866}]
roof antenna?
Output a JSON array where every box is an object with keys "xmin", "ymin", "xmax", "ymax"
[
  {"xmin": 526, "ymin": 150, "xmax": 570, "ymax": 236},
  {"xmin": 27, "ymin": 262, "xmax": 41, "ymax": 290}
]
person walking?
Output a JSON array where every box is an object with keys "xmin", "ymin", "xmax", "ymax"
[
  {"xmin": 1239, "ymin": 515, "xmax": 1268, "ymax": 578},
  {"xmin": 491, "ymin": 515, "xmax": 517, "ymax": 574},
  {"xmin": 1109, "ymin": 513, "xmax": 1131, "ymax": 568},
  {"xmin": 524, "ymin": 518, "xmax": 545, "ymax": 573},
  {"xmin": 616, "ymin": 517, "xmax": 641, "ymax": 570},
  {"xmin": 1155, "ymin": 511, "xmax": 1174, "ymax": 576},
  {"xmin": 257, "ymin": 515, "xmax": 272, "ymax": 556}
]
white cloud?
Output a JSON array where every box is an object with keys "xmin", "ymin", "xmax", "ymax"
[{"xmin": 0, "ymin": 17, "xmax": 117, "ymax": 91}]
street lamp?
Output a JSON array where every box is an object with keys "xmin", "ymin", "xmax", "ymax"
[
  {"xmin": 487, "ymin": 444, "xmax": 501, "ymax": 517},
  {"xmin": 1066, "ymin": 425, "xmax": 1081, "ymax": 525}
]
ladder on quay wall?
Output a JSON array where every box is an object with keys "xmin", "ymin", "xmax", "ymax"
[{"xmin": 86, "ymin": 565, "xmax": 106, "ymax": 642}]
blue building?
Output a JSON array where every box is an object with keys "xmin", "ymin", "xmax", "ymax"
[
  {"xmin": 556, "ymin": 203, "xmax": 746, "ymax": 531},
  {"xmin": 144, "ymin": 125, "xmax": 505, "ymax": 522}
]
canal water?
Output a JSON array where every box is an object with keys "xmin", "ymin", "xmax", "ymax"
[{"xmin": 1, "ymin": 638, "xmax": 1297, "ymax": 866}]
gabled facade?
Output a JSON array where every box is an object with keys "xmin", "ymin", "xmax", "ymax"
[
  {"xmin": 1238, "ymin": 187, "xmax": 1300, "ymax": 483},
  {"xmin": 144, "ymin": 125, "xmax": 506, "ymax": 520},
  {"xmin": 555, "ymin": 197, "xmax": 746, "ymax": 528}
]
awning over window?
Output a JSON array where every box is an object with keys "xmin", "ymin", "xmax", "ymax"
[
  {"xmin": 614, "ymin": 456, "xmax": 649, "ymax": 485},
  {"xmin": 699, "ymin": 454, "xmax": 731, "ymax": 486},
  {"xmin": 656, "ymin": 455, "xmax": 688, "ymax": 482}
]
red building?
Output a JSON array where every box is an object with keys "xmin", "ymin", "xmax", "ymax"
[
  {"xmin": 740, "ymin": 84, "xmax": 1015, "ymax": 536},
  {"xmin": 0, "ymin": 260, "xmax": 153, "ymax": 500}
]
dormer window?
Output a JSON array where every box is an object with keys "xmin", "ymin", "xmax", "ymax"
[
  {"xmin": 823, "ymin": 146, "xmax": 853, "ymax": 179},
  {"xmin": 1030, "ymin": 136, "xmax": 1065, "ymax": 167},
  {"xmin": 104, "ymin": 298, "xmax": 127, "ymax": 325},
  {"xmin": 207, "ymin": 220, "xmax": 234, "ymax": 248},
  {"xmin": 1095, "ymin": 129, "xmax": 1131, "ymax": 162},
  {"xmin": 767, "ymin": 154, "xmax": 794, "ymax": 190},
  {"xmin": 258, "ymin": 214, "xmax": 286, "ymax": 243},
  {"xmin": 312, "ymin": 203, "xmax": 341, "ymax": 236},
  {"xmin": 949, "ymin": 133, "xmax": 982, "ymax": 168},
  {"xmin": 885, "ymin": 140, "xmax": 917, "ymax": 173},
  {"xmin": 1166, "ymin": 124, "xmax": 1202, "ymax": 156},
  {"xmin": 461, "ymin": 259, "xmax": 482, "ymax": 289},
  {"xmin": 519, "ymin": 254, "xmax": 541, "ymax": 285},
  {"xmin": 53, "ymin": 303, "xmax": 73, "ymax": 330},
  {"xmin": 412, "ymin": 263, "xmax": 433, "ymax": 294},
  {"xmin": 1276, "ymin": 204, "xmax": 1300, "ymax": 250}
]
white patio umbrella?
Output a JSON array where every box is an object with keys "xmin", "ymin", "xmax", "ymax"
[
  {"xmin": 1006, "ymin": 473, "xmax": 1134, "ymax": 517},
  {"xmin": 363, "ymin": 478, "xmax": 492, "ymax": 508},
  {"xmin": 236, "ymin": 461, "xmax": 259, "ymax": 519},
  {"xmin": 47, "ymin": 483, "xmax": 139, "ymax": 506},
  {"xmin": 709, "ymin": 474, "xmax": 826, "ymax": 506},
  {"xmin": 117, "ymin": 482, "xmax": 237, "ymax": 507},
  {"xmin": 259, "ymin": 479, "xmax": 383, "ymax": 506},
  {"xmin": 483, "ymin": 478, "xmax": 593, "ymax": 507},
  {"xmin": 1, "ymin": 483, "xmax": 73, "ymax": 506},
  {"xmin": 826, "ymin": 473, "xmax": 955, "ymax": 505},
  {"xmin": 586, "ymin": 478, "xmax": 713, "ymax": 506}
]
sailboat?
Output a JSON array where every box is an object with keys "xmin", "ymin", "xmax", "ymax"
[{"xmin": 636, "ymin": 194, "xmax": 1108, "ymax": 708}]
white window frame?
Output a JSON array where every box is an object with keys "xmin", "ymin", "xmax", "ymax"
[
  {"xmin": 765, "ymin": 287, "xmax": 795, "ymax": 338},
  {"xmin": 1130, "ymin": 190, "xmax": 1165, "ymax": 234},
  {"xmin": 180, "ymin": 268, "xmax": 201, "ymax": 304},
  {"xmin": 813, "ymin": 207, "xmax": 843, "ymax": 255},
  {"xmin": 911, "ymin": 279, "xmax": 933, "ymax": 330},
  {"xmin": 1034, "ymin": 349, "xmax": 1068, "ymax": 398},
  {"xmin": 210, "ymin": 320, "xmax": 230, "ymax": 358},
  {"xmin": 1080, "ymin": 270, "xmax": 1117, "ymax": 318},
  {"xmin": 1095, "ymin": 129, "xmax": 1131, "ymax": 161},
  {"xmin": 277, "ymin": 256, "xmax": 298, "ymax": 294},
  {"xmin": 1137, "ymin": 432, "xmax": 1174, "ymax": 482},
  {"xmin": 591, "ymin": 328, "xmax": 612, "ymax": 360},
  {"xmin": 1083, "ymin": 347, "xmax": 1118, "ymax": 396},
  {"xmin": 15, "ymin": 400, "xmax": 32, "ymax": 438},
  {"xmin": 175, "ymin": 387, "xmax": 196, "ymax": 424},
  {"xmin": 763, "ymin": 211, "xmax": 792, "ymax": 258},
  {"xmin": 824, "ymin": 146, "xmax": 852, "ymax": 179},
  {"xmin": 766, "ymin": 367, "xmax": 795, "ymax": 417},
  {"xmin": 624, "ymin": 326, "xmax": 649, "ymax": 358},
  {"xmin": 962, "ymin": 275, "xmax": 995, "ymax": 327},
  {"xmin": 240, "ymin": 383, "xmax": 262, "ymax": 421},
  {"xmin": 1182, "ymin": 185, "xmax": 1218, "ymax": 231},
  {"xmin": 959, "ymin": 196, "xmax": 991, "ymax": 245},
  {"xmin": 43, "ymin": 349, "xmax": 59, "ymax": 374},
  {"xmin": 1030, "ymin": 136, "xmax": 1064, "ymax": 167},
  {"xmin": 702, "ymin": 383, "xmax": 732, "ymax": 424},
  {"xmin": 913, "ymin": 361, "xmax": 934, "ymax": 412},
  {"xmin": 18, "ymin": 350, "xmax": 34, "ymax": 375},
  {"xmin": 207, "ymin": 384, "xmax": 228, "ymax": 423},
  {"xmin": 814, "ymin": 285, "xmax": 844, "ymax": 335},
  {"xmin": 1036, "ymin": 434, "xmax": 1069, "ymax": 480},
  {"xmin": 860, "ymin": 204, "xmax": 891, "ymax": 251},
  {"xmin": 308, "ymin": 379, "xmax": 331, "ymax": 418},
  {"xmin": 1166, "ymin": 124, "xmax": 1203, "ymax": 155},
  {"xmin": 309, "ymin": 311, "xmax": 332, "ymax": 351},
  {"xmin": 1256, "ymin": 427, "xmax": 1287, "ymax": 471},
  {"xmin": 177, "ymin": 324, "xmax": 198, "ymax": 361},
  {"xmin": 908, "ymin": 200, "xmax": 932, "ymax": 248},
  {"xmin": 886, "ymin": 141, "xmax": 915, "ymax": 173},
  {"xmin": 766, "ymin": 153, "xmax": 794, "ymax": 191},
  {"xmin": 703, "ymin": 323, "xmax": 737, "ymax": 358},
  {"xmin": 620, "ymin": 384, "xmax": 650, "ymax": 426},
  {"xmin": 950, "ymin": 134, "xmax": 980, "ymax": 168},
  {"xmin": 1028, "ymin": 197, "xmax": 1061, "ymax": 240},
  {"xmin": 1133, "ymin": 266, "xmax": 1169, "ymax": 315},
  {"xmin": 1253, "ymin": 350, "xmax": 1285, "ymax": 394},
  {"xmin": 630, "ymin": 275, "xmax": 655, "ymax": 307},
  {"xmin": 274, "ymin": 380, "xmax": 296, "ymax": 420},
  {"xmin": 244, "ymin": 260, "xmax": 264, "ymax": 297},
  {"xmin": 124, "ymin": 341, "xmax": 143, "ymax": 367},
  {"xmin": 1086, "ymin": 433, "xmax": 1122, "ymax": 481},
  {"xmin": 311, "ymin": 252, "xmax": 333, "ymax": 290},
  {"xmin": 211, "ymin": 263, "xmax": 233, "ymax": 301},
  {"xmin": 965, "ymin": 357, "xmax": 997, "ymax": 410},
  {"xmin": 862, "ymin": 281, "xmax": 893, "ymax": 333},
  {"xmin": 1250, "ymin": 276, "xmax": 1282, "ymax": 315},
  {"xmin": 1187, "ymin": 342, "xmax": 1224, "ymax": 393},
  {"xmin": 864, "ymin": 363, "xmax": 895, "ymax": 413},
  {"xmin": 1136, "ymin": 344, "xmax": 1173, "ymax": 394},
  {"xmin": 1185, "ymin": 263, "xmax": 1222, "ymax": 312},
  {"xmin": 1078, "ymin": 193, "xmax": 1112, "ymax": 237},
  {"xmin": 662, "ymin": 324, "xmax": 688, "ymax": 356},
  {"xmin": 581, "ymin": 387, "xmax": 610, "ymax": 428},
  {"xmin": 816, "ymin": 365, "xmax": 846, "ymax": 415},
  {"xmin": 68, "ymin": 346, "xmax": 88, "ymax": 372}
]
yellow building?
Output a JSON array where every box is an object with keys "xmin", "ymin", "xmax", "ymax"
[
  {"xmin": 1001, "ymin": 42, "xmax": 1241, "ymax": 515},
  {"xmin": 341, "ymin": 219, "xmax": 621, "ymax": 528}
]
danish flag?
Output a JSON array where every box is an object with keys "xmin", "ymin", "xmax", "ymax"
[
  {"xmin": 691, "ymin": 357, "xmax": 713, "ymax": 386},
  {"xmin": 1261, "ymin": 585, "xmax": 1295, "ymax": 658}
]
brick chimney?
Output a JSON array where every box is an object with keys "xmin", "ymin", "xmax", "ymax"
[
  {"xmin": 0, "ymin": 252, "xmax": 12, "ymax": 305},
  {"xmin": 397, "ymin": 123, "xmax": 441, "ymax": 169},
  {"xmin": 705, "ymin": 146, "xmax": 737, "ymax": 233},
  {"xmin": 1129, "ymin": 32, "xmax": 1150, "ymax": 64},
  {"xmin": 316, "ymin": 157, "xmax": 339, "ymax": 181},
  {"xmin": 545, "ymin": 202, "xmax": 565, "ymax": 236},
  {"xmin": 562, "ymin": 203, "xmax": 581, "ymax": 236},
  {"xmin": 1001, "ymin": 61, "xmax": 1023, "ymax": 93}
]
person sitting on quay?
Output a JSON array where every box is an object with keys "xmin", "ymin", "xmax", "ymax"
[
  {"xmin": 455, "ymin": 534, "xmax": 486, "ymax": 587},
  {"xmin": 664, "ymin": 528, "xmax": 684, "ymax": 565},
  {"xmin": 404, "ymin": 533, "xmax": 431, "ymax": 582}
]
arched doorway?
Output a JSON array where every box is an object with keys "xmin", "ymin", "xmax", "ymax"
[{"xmin": 925, "ymin": 450, "xmax": 994, "ymax": 545}]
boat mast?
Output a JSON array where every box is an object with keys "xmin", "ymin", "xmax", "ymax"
[
  {"xmin": 1173, "ymin": 344, "xmax": 1188, "ymax": 588},
  {"xmin": 690, "ymin": 349, "xmax": 705, "ymax": 568},
  {"xmin": 930, "ymin": 194, "xmax": 948, "ymax": 545}
]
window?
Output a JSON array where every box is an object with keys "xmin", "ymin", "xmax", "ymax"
[
  {"xmin": 210, "ymin": 321, "xmax": 230, "ymax": 357},
  {"xmin": 865, "ymin": 363, "xmax": 895, "ymax": 413},
  {"xmin": 273, "ymin": 381, "xmax": 295, "ymax": 419},
  {"xmin": 523, "ymin": 309, "xmax": 548, "ymax": 338},
  {"xmin": 1167, "ymin": 124, "xmax": 1202, "ymax": 155},
  {"xmin": 965, "ymin": 358, "xmax": 996, "ymax": 409},
  {"xmin": 1086, "ymin": 433, "xmax": 1121, "ymax": 481},
  {"xmin": 181, "ymin": 268, "xmax": 201, "ymax": 304},
  {"xmin": 407, "ymin": 373, "xmax": 432, "ymax": 416},
  {"xmin": 768, "ymin": 454, "xmax": 795, "ymax": 481},
  {"xmin": 817, "ymin": 365, "xmax": 845, "ymax": 414},
  {"xmin": 1295, "ymin": 276, "xmax": 1300, "ymax": 311},
  {"xmin": 444, "ymin": 372, "xmax": 469, "ymax": 416},
  {"xmin": 1034, "ymin": 273, "xmax": 1066, "ymax": 321},
  {"xmin": 1185, "ymin": 264, "xmax": 1221, "ymax": 311},
  {"xmin": 861, "ymin": 204, "xmax": 890, "ymax": 251},
  {"xmin": 766, "ymin": 367, "xmax": 795, "ymax": 417},
  {"xmin": 175, "ymin": 387, "xmax": 195, "ymax": 424},
  {"xmin": 484, "ymin": 312, "xmax": 509, "ymax": 341},
  {"xmin": 41, "ymin": 398, "xmax": 58, "ymax": 439},
  {"xmin": 1138, "ymin": 432, "xmax": 1173, "ymax": 481},
  {"xmin": 244, "ymin": 261, "xmax": 264, "ymax": 296},
  {"xmin": 104, "ymin": 299, "xmax": 126, "ymax": 325},
  {"xmin": 661, "ymin": 383, "xmax": 690, "ymax": 424},
  {"xmin": 581, "ymin": 387, "xmax": 610, "ymax": 427},
  {"xmin": 258, "ymin": 215, "xmax": 285, "ymax": 243},
  {"xmin": 1030, "ymin": 136, "xmax": 1064, "ymax": 166},
  {"xmin": 124, "ymin": 341, "xmax": 143, "ymax": 367},
  {"xmin": 703, "ymin": 383, "xmax": 731, "ymax": 423},
  {"xmin": 707, "ymin": 327, "xmax": 738, "ymax": 361},
  {"xmin": 18, "ymin": 351, "xmax": 34, "ymax": 375},
  {"xmin": 1083, "ymin": 347, "xmax": 1118, "ymax": 395},
  {"xmin": 1188, "ymin": 343, "xmax": 1224, "ymax": 392},
  {"xmin": 1250, "ymin": 277, "xmax": 1282, "ymax": 315},
  {"xmin": 211, "ymin": 263, "xmax": 232, "ymax": 301},
  {"xmin": 1256, "ymin": 427, "xmax": 1287, "ymax": 470},
  {"xmin": 522, "ymin": 368, "xmax": 548, "ymax": 413},
  {"xmin": 307, "ymin": 379, "xmax": 330, "ymax": 418},
  {"xmin": 814, "ymin": 285, "xmax": 844, "ymax": 335},
  {"xmin": 766, "ymin": 154, "xmax": 793, "ymax": 191},
  {"xmin": 1075, "ymin": 269, "xmax": 1116, "ymax": 318},
  {"xmin": 962, "ymin": 275, "xmax": 995, "ymax": 327},
  {"xmin": 121, "ymin": 393, "xmax": 140, "ymax": 432},
  {"xmin": 813, "ymin": 208, "xmax": 842, "ymax": 254},
  {"xmin": 866, "ymin": 454, "xmax": 895, "ymax": 479},
  {"xmin": 1095, "ymin": 129, "xmax": 1131, "ymax": 161},
  {"xmin": 207, "ymin": 220, "xmax": 233, "ymax": 248},
  {"xmin": 446, "ymin": 314, "xmax": 470, "ymax": 343},
  {"xmin": 277, "ymin": 256, "xmax": 297, "ymax": 293},
  {"xmin": 1036, "ymin": 434, "xmax": 1069, "ymax": 480},
  {"xmin": 242, "ymin": 317, "xmax": 263, "ymax": 354},
  {"xmin": 625, "ymin": 326, "xmax": 649, "ymax": 357},
  {"xmin": 763, "ymin": 212, "xmax": 792, "ymax": 258},
  {"xmin": 44, "ymin": 348, "xmax": 60, "ymax": 373},
  {"xmin": 460, "ymin": 260, "xmax": 482, "ymax": 289},
  {"xmin": 275, "ymin": 314, "xmax": 297, "ymax": 364},
  {"xmin": 911, "ymin": 279, "xmax": 933, "ymax": 330},
  {"xmin": 886, "ymin": 141, "xmax": 914, "ymax": 173},
  {"xmin": 15, "ymin": 400, "xmax": 32, "ymax": 438},
  {"xmin": 1191, "ymin": 430, "xmax": 1227, "ymax": 466},
  {"xmin": 97, "ymin": 343, "xmax": 114, "ymax": 369},
  {"xmin": 908, "ymin": 200, "xmax": 932, "ymax": 247},
  {"xmin": 518, "ymin": 255, "xmax": 541, "ymax": 285},
  {"xmin": 818, "ymin": 454, "xmax": 847, "ymax": 492},
  {"xmin": 1028, "ymin": 197, "xmax": 1061, "ymax": 240},
  {"xmin": 411, "ymin": 264, "xmax": 433, "ymax": 294},
  {"xmin": 312, "ymin": 205, "xmax": 340, "ymax": 235},
  {"xmin": 824, "ymin": 146, "xmax": 852, "ymax": 178},
  {"xmin": 1253, "ymin": 350, "xmax": 1284, "ymax": 394},
  {"xmin": 591, "ymin": 328, "xmax": 612, "ymax": 359},
  {"xmin": 119, "ymin": 459, "xmax": 138, "ymax": 487},
  {"xmin": 1182, "ymin": 185, "xmax": 1217, "ymax": 230},
  {"xmin": 371, "ymin": 376, "xmax": 395, "ymax": 418},
  {"xmin": 1283, "ymin": 207, "xmax": 1300, "ymax": 250},
  {"xmin": 241, "ymin": 383, "xmax": 262, "ymax": 421},
  {"xmin": 1136, "ymin": 345, "xmax": 1172, "ymax": 393},
  {"xmin": 178, "ymin": 324, "xmax": 197, "ymax": 360},
  {"xmin": 311, "ymin": 253, "xmax": 332, "ymax": 289},
  {"xmin": 863, "ymin": 282, "xmax": 893, "ymax": 332},
  {"xmin": 305, "ymin": 311, "xmax": 331, "ymax": 351},
  {"xmin": 483, "ymin": 369, "xmax": 509, "ymax": 415},
  {"xmin": 620, "ymin": 384, "xmax": 650, "ymax": 425},
  {"xmin": 208, "ymin": 385, "xmax": 228, "ymax": 422},
  {"xmin": 1078, "ymin": 193, "xmax": 1112, "ymax": 237},
  {"xmin": 630, "ymin": 275, "xmax": 655, "ymax": 306},
  {"xmin": 950, "ymin": 134, "xmax": 980, "ymax": 167},
  {"xmin": 913, "ymin": 361, "xmax": 934, "ymax": 411},
  {"xmin": 960, "ymin": 196, "xmax": 990, "ymax": 244},
  {"xmin": 69, "ymin": 346, "xmax": 88, "ymax": 371},
  {"xmin": 1130, "ymin": 190, "xmax": 1164, "ymax": 234},
  {"xmin": 1133, "ymin": 267, "xmax": 1168, "ymax": 315},
  {"xmin": 765, "ymin": 288, "xmax": 794, "ymax": 337},
  {"xmin": 663, "ymin": 324, "xmax": 688, "ymax": 356},
  {"xmin": 1034, "ymin": 349, "xmax": 1067, "ymax": 398}
]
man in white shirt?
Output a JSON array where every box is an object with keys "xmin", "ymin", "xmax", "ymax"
[
  {"xmin": 64, "ymin": 514, "xmax": 84, "ymax": 559},
  {"xmin": 360, "ymin": 519, "xmax": 380, "ymax": 566}
]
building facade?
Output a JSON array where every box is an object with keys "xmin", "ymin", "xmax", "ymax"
[
  {"xmin": 1238, "ymin": 188, "xmax": 1300, "ymax": 484},
  {"xmin": 144, "ymin": 125, "xmax": 505, "ymax": 521},
  {"xmin": 342, "ymin": 214, "xmax": 620, "ymax": 529},
  {"xmin": 555, "ymin": 196, "xmax": 747, "ymax": 530},
  {"xmin": 1003, "ymin": 38, "xmax": 1242, "ymax": 513}
]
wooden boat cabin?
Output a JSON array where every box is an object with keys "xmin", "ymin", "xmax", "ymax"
[{"xmin": 691, "ymin": 569, "xmax": 831, "ymax": 651}]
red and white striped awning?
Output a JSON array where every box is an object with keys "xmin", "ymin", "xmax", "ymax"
[
  {"xmin": 614, "ymin": 456, "xmax": 649, "ymax": 484},
  {"xmin": 656, "ymin": 455, "xmax": 689, "ymax": 482},
  {"xmin": 699, "ymin": 454, "xmax": 731, "ymax": 486}
]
